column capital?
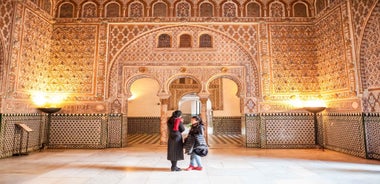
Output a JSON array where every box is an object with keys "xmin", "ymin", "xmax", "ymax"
[
  {"xmin": 197, "ymin": 92, "xmax": 210, "ymax": 99},
  {"xmin": 157, "ymin": 92, "xmax": 170, "ymax": 99},
  {"xmin": 199, "ymin": 98, "xmax": 208, "ymax": 104},
  {"xmin": 159, "ymin": 98, "xmax": 169, "ymax": 105}
]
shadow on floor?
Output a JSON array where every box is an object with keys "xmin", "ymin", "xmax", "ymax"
[{"xmin": 72, "ymin": 164, "xmax": 170, "ymax": 172}]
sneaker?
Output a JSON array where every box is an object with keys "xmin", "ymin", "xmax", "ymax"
[
  {"xmin": 185, "ymin": 165, "xmax": 196, "ymax": 171},
  {"xmin": 194, "ymin": 167, "xmax": 203, "ymax": 171}
]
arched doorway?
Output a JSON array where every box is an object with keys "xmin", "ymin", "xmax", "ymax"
[
  {"xmin": 178, "ymin": 93, "xmax": 201, "ymax": 124},
  {"xmin": 207, "ymin": 77, "xmax": 242, "ymax": 148},
  {"xmin": 126, "ymin": 77, "xmax": 161, "ymax": 145},
  {"xmin": 168, "ymin": 76, "xmax": 201, "ymax": 122}
]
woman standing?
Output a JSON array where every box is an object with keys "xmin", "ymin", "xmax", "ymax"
[
  {"xmin": 184, "ymin": 115, "xmax": 207, "ymax": 171},
  {"xmin": 167, "ymin": 110, "xmax": 185, "ymax": 171}
]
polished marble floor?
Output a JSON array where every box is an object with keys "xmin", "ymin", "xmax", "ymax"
[{"xmin": 1, "ymin": 146, "xmax": 380, "ymax": 184}]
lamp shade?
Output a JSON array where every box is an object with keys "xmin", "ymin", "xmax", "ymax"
[
  {"xmin": 37, "ymin": 107, "xmax": 61, "ymax": 113},
  {"xmin": 304, "ymin": 107, "xmax": 326, "ymax": 113}
]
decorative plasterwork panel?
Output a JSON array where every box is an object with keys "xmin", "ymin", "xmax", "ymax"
[
  {"xmin": 269, "ymin": 24, "xmax": 317, "ymax": 95},
  {"xmin": 360, "ymin": 1, "xmax": 380, "ymax": 90},
  {"xmin": 6, "ymin": 3, "xmax": 23, "ymax": 101},
  {"xmin": 0, "ymin": 0, "xmax": 14, "ymax": 52},
  {"xmin": 350, "ymin": 0, "xmax": 378, "ymax": 55},
  {"xmin": 51, "ymin": 24, "xmax": 98, "ymax": 95},
  {"xmin": 17, "ymin": 9, "xmax": 53, "ymax": 93},
  {"xmin": 108, "ymin": 24, "xmax": 258, "ymax": 68},
  {"xmin": 361, "ymin": 2, "xmax": 380, "ymax": 113},
  {"xmin": 315, "ymin": 6, "xmax": 350, "ymax": 92},
  {"xmin": 363, "ymin": 91, "xmax": 380, "ymax": 112}
]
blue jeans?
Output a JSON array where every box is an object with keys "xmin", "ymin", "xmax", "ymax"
[{"xmin": 190, "ymin": 152, "xmax": 202, "ymax": 167}]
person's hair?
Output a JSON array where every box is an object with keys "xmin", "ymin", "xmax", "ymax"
[
  {"xmin": 191, "ymin": 115, "xmax": 204, "ymax": 125},
  {"xmin": 172, "ymin": 110, "xmax": 182, "ymax": 118}
]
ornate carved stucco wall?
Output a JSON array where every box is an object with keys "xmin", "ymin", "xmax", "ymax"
[
  {"xmin": 107, "ymin": 24, "xmax": 259, "ymax": 114},
  {"xmin": 2, "ymin": 0, "xmax": 380, "ymax": 114},
  {"xmin": 260, "ymin": 23, "xmax": 317, "ymax": 111},
  {"xmin": 350, "ymin": 0, "xmax": 379, "ymax": 69},
  {"xmin": 1, "ymin": 2, "xmax": 53, "ymax": 113},
  {"xmin": 314, "ymin": 3, "xmax": 360, "ymax": 112},
  {"xmin": 0, "ymin": 0, "xmax": 15, "ymax": 111},
  {"xmin": 49, "ymin": 23, "xmax": 107, "ymax": 113},
  {"xmin": 361, "ymin": 1, "xmax": 380, "ymax": 112}
]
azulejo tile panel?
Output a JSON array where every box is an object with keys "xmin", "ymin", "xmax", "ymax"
[
  {"xmin": 245, "ymin": 114, "xmax": 261, "ymax": 148},
  {"xmin": 49, "ymin": 114, "xmax": 109, "ymax": 148},
  {"xmin": 0, "ymin": 114, "xmax": 42, "ymax": 158},
  {"xmin": 108, "ymin": 114, "xmax": 122, "ymax": 148},
  {"xmin": 245, "ymin": 113, "xmax": 316, "ymax": 149},
  {"xmin": 324, "ymin": 113, "xmax": 366, "ymax": 158},
  {"xmin": 212, "ymin": 116, "xmax": 241, "ymax": 135},
  {"xmin": 127, "ymin": 117, "xmax": 160, "ymax": 134},
  {"xmin": 363, "ymin": 113, "xmax": 380, "ymax": 160}
]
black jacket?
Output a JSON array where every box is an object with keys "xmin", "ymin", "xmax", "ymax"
[{"xmin": 184, "ymin": 124, "xmax": 207, "ymax": 156}]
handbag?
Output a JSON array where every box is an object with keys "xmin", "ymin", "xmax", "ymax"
[{"xmin": 193, "ymin": 144, "xmax": 208, "ymax": 157}]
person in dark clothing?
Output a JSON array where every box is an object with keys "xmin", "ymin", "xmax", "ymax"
[
  {"xmin": 184, "ymin": 115, "xmax": 207, "ymax": 171},
  {"xmin": 167, "ymin": 110, "xmax": 185, "ymax": 171}
]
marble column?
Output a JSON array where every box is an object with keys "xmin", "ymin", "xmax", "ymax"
[
  {"xmin": 199, "ymin": 97, "xmax": 209, "ymax": 144},
  {"xmin": 159, "ymin": 98, "xmax": 169, "ymax": 145}
]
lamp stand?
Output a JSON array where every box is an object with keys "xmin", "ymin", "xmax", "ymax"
[
  {"xmin": 304, "ymin": 107, "xmax": 326, "ymax": 150},
  {"xmin": 37, "ymin": 107, "xmax": 61, "ymax": 149}
]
